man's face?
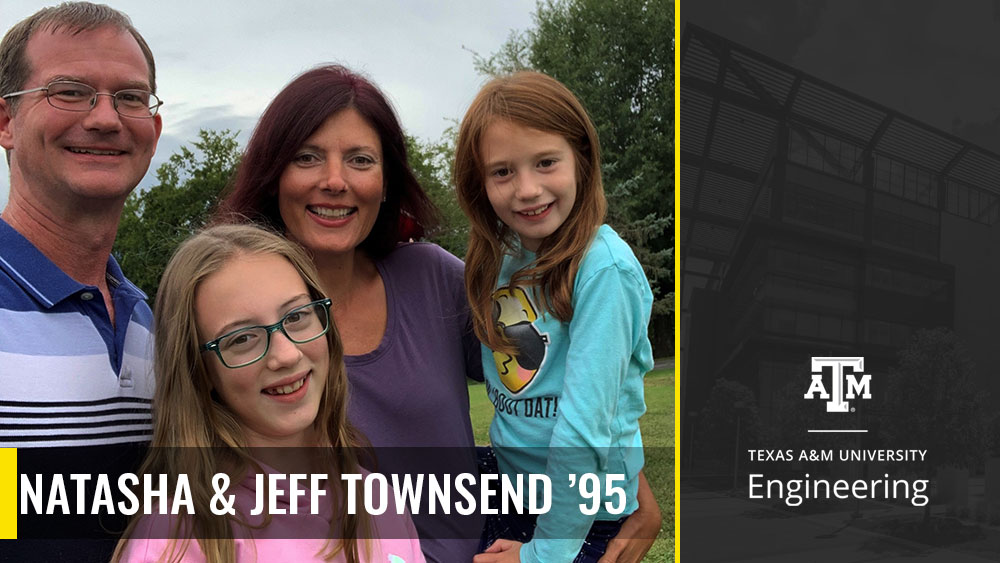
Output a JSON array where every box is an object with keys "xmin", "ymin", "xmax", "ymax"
[{"xmin": 0, "ymin": 26, "xmax": 162, "ymax": 211}]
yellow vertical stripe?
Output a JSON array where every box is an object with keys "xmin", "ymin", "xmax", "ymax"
[
  {"xmin": 674, "ymin": 1, "xmax": 682, "ymax": 560},
  {"xmin": 0, "ymin": 448, "xmax": 16, "ymax": 539}
]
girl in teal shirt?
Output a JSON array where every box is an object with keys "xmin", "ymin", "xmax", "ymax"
[{"xmin": 455, "ymin": 71, "xmax": 656, "ymax": 563}]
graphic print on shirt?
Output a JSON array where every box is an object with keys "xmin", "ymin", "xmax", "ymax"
[{"xmin": 492, "ymin": 286, "xmax": 549, "ymax": 393}]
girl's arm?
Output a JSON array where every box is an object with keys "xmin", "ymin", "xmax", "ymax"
[
  {"xmin": 519, "ymin": 258, "xmax": 653, "ymax": 563},
  {"xmin": 446, "ymin": 248, "xmax": 484, "ymax": 383},
  {"xmin": 462, "ymin": 306, "xmax": 485, "ymax": 382}
]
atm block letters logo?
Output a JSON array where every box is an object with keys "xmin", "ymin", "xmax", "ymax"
[{"xmin": 804, "ymin": 357, "xmax": 872, "ymax": 412}]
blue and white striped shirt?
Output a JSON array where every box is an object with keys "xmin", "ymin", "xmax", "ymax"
[{"xmin": 0, "ymin": 218, "xmax": 153, "ymax": 448}]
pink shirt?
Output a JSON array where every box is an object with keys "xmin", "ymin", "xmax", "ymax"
[{"xmin": 118, "ymin": 466, "xmax": 425, "ymax": 563}]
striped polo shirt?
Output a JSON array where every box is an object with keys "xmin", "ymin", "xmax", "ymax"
[{"xmin": 0, "ymin": 218, "xmax": 154, "ymax": 448}]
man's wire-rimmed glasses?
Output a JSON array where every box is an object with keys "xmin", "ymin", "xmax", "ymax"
[
  {"xmin": 201, "ymin": 298, "xmax": 333, "ymax": 369},
  {"xmin": 1, "ymin": 80, "xmax": 163, "ymax": 118}
]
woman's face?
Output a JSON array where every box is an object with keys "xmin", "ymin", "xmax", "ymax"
[
  {"xmin": 195, "ymin": 253, "xmax": 329, "ymax": 448},
  {"xmin": 278, "ymin": 107, "xmax": 385, "ymax": 256}
]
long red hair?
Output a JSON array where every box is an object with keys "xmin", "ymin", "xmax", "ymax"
[{"xmin": 454, "ymin": 71, "xmax": 606, "ymax": 354}]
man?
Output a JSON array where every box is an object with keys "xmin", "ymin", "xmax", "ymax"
[{"xmin": 0, "ymin": 2, "xmax": 161, "ymax": 559}]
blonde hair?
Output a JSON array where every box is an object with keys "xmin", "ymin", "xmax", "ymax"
[
  {"xmin": 454, "ymin": 71, "xmax": 606, "ymax": 353},
  {"xmin": 113, "ymin": 224, "xmax": 370, "ymax": 563}
]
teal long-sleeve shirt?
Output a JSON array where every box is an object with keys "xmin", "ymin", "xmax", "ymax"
[{"xmin": 482, "ymin": 225, "xmax": 654, "ymax": 563}]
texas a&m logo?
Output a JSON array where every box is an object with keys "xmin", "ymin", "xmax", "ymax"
[{"xmin": 804, "ymin": 357, "xmax": 871, "ymax": 412}]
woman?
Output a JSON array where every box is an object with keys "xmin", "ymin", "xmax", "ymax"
[
  {"xmin": 216, "ymin": 65, "xmax": 659, "ymax": 562},
  {"xmin": 114, "ymin": 224, "xmax": 423, "ymax": 563}
]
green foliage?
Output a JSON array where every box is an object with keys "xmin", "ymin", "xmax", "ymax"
[
  {"xmin": 113, "ymin": 129, "xmax": 241, "ymax": 301},
  {"xmin": 881, "ymin": 327, "xmax": 989, "ymax": 524},
  {"xmin": 881, "ymin": 328, "xmax": 989, "ymax": 473},
  {"xmin": 696, "ymin": 379, "xmax": 762, "ymax": 465},
  {"xmin": 405, "ymin": 129, "xmax": 469, "ymax": 258},
  {"xmin": 472, "ymin": 0, "xmax": 674, "ymax": 352},
  {"xmin": 115, "ymin": 128, "xmax": 467, "ymax": 303}
]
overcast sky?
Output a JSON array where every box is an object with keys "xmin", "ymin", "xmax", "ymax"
[
  {"xmin": 681, "ymin": 1, "xmax": 1000, "ymax": 153},
  {"xmin": 0, "ymin": 0, "xmax": 538, "ymax": 209}
]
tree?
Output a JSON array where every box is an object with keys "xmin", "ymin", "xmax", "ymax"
[
  {"xmin": 114, "ymin": 128, "xmax": 473, "ymax": 302},
  {"xmin": 113, "ymin": 129, "xmax": 241, "ymax": 301},
  {"xmin": 880, "ymin": 327, "xmax": 990, "ymax": 525},
  {"xmin": 406, "ymin": 129, "xmax": 469, "ymax": 258},
  {"xmin": 696, "ymin": 379, "xmax": 762, "ymax": 477},
  {"xmin": 473, "ymin": 0, "xmax": 674, "ymax": 354}
]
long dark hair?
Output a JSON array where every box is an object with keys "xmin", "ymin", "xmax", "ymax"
[{"xmin": 216, "ymin": 65, "xmax": 438, "ymax": 257}]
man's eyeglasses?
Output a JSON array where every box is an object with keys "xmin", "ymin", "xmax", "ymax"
[
  {"xmin": 1, "ymin": 80, "xmax": 163, "ymax": 118},
  {"xmin": 201, "ymin": 298, "xmax": 333, "ymax": 369}
]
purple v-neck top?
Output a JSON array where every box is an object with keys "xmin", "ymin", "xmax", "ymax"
[
  {"xmin": 344, "ymin": 242, "xmax": 481, "ymax": 446},
  {"xmin": 343, "ymin": 242, "xmax": 484, "ymax": 562}
]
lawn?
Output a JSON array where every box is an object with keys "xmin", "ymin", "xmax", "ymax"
[{"xmin": 467, "ymin": 365, "xmax": 675, "ymax": 562}]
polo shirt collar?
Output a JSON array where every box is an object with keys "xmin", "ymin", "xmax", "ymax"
[{"xmin": 0, "ymin": 217, "xmax": 146, "ymax": 308}]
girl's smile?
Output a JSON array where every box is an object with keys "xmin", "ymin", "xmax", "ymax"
[
  {"xmin": 480, "ymin": 120, "xmax": 577, "ymax": 252},
  {"xmin": 195, "ymin": 253, "xmax": 329, "ymax": 448}
]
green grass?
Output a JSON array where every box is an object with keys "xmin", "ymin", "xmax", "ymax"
[
  {"xmin": 468, "ymin": 365, "xmax": 675, "ymax": 562},
  {"xmin": 642, "ymin": 368, "xmax": 675, "ymax": 562},
  {"xmin": 468, "ymin": 377, "xmax": 496, "ymax": 446}
]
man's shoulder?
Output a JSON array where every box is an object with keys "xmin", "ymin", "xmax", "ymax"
[
  {"xmin": 0, "ymin": 267, "xmax": 43, "ymax": 310},
  {"xmin": 0, "ymin": 218, "xmax": 78, "ymax": 308}
]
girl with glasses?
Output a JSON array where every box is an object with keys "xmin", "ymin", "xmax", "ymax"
[
  {"xmin": 215, "ymin": 65, "xmax": 486, "ymax": 562},
  {"xmin": 113, "ymin": 224, "xmax": 424, "ymax": 563}
]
